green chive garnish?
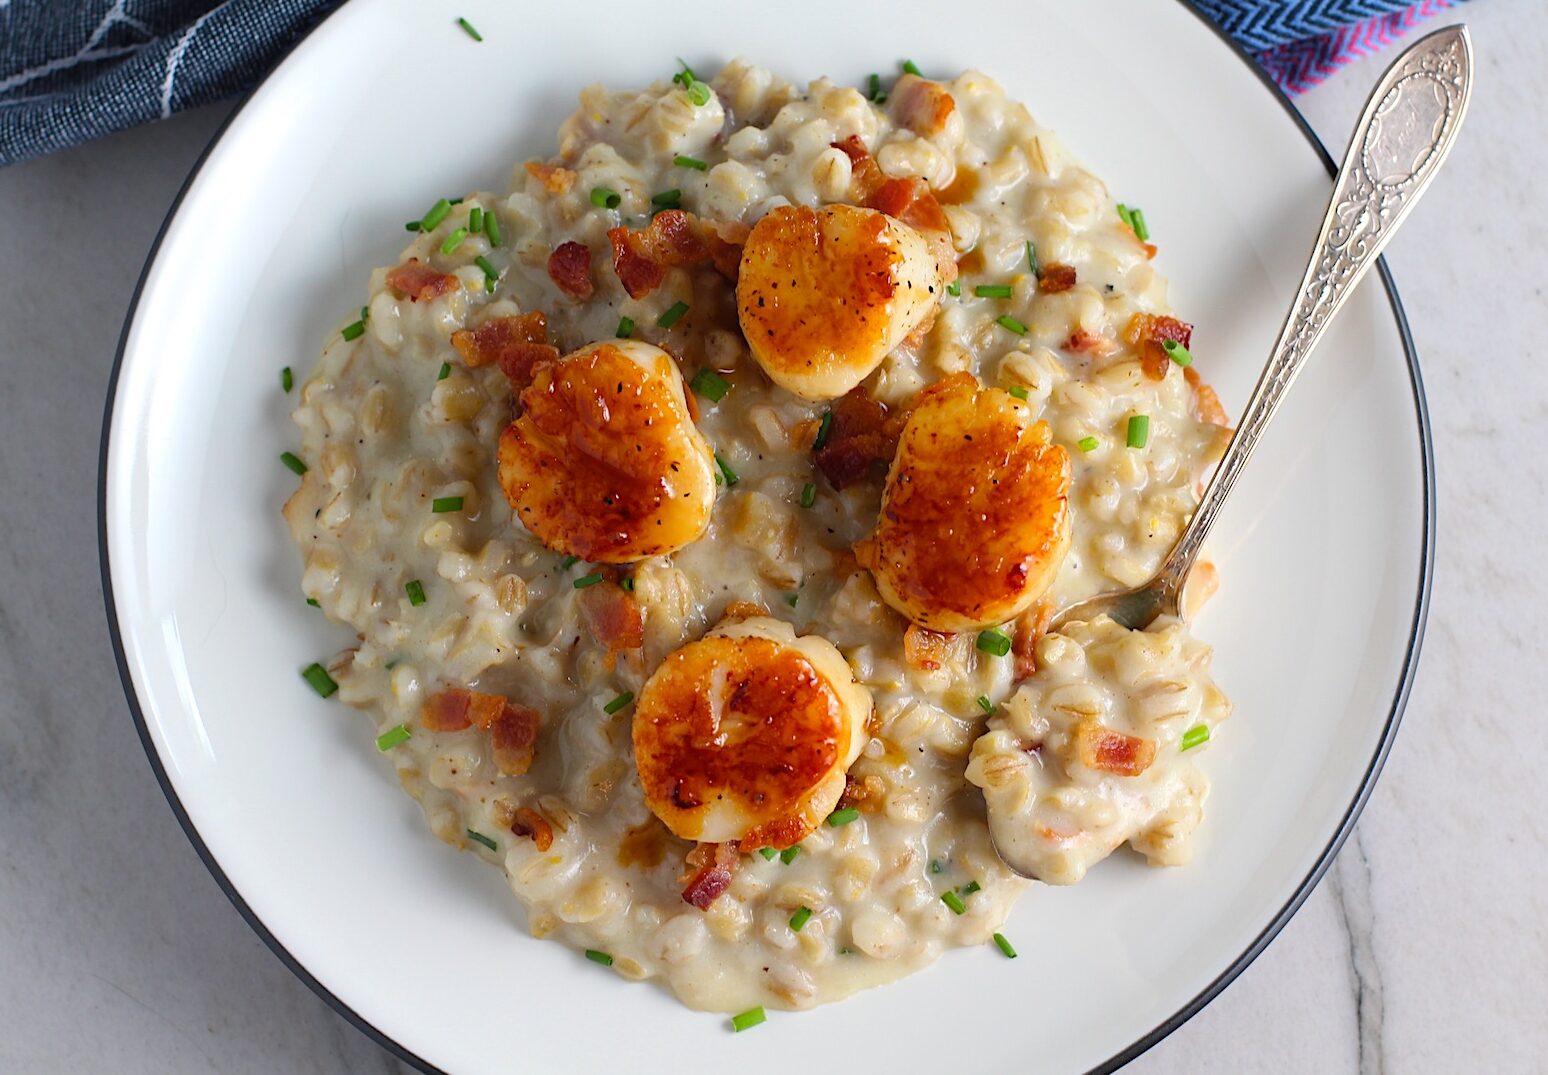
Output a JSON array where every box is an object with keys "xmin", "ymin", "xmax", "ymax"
[
  {"xmin": 813, "ymin": 410, "xmax": 833, "ymax": 450},
  {"xmin": 946, "ymin": 280, "xmax": 961, "ymax": 296},
  {"xmin": 361, "ymin": 305, "xmax": 370, "ymax": 322},
  {"xmin": 784, "ymin": 593, "xmax": 799, "ymax": 608},
  {"xmin": 474, "ymin": 254, "xmax": 498, "ymax": 293},
  {"xmin": 651, "ymin": 188, "xmax": 682, "ymax": 208},
  {"xmin": 421, "ymin": 198, "xmax": 453, "ymax": 231},
  {"xmin": 280, "ymin": 451, "xmax": 307, "ymax": 476},
  {"xmin": 468, "ymin": 207, "xmax": 483, "ymax": 234},
  {"xmin": 1131, "ymin": 207, "xmax": 1150, "ymax": 241},
  {"xmin": 960, "ymin": 880, "xmax": 981, "ymax": 896},
  {"xmin": 758, "ymin": 847, "xmax": 777, "ymax": 860},
  {"xmin": 590, "ymin": 187, "xmax": 621, "ymax": 209},
  {"xmin": 560, "ymin": 554, "xmax": 580, "ymax": 569},
  {"xmin": 780, "ymin": 846, "xmax": 800, "ymax": 865},
  {"xmin": 672, "ymin": 60, "xmax": 698, "ymax": 87},
  {"xmin": 867, "ymin": 73, "xmax": 887, "ymax": 103},
  {"xmin": 341, "ymin": 320, "xmax": 365, "ymax": 341},
  {"xmin": 1126, "ymin": 415, "xmax": 1150, "ymax": 448},
  {"xmin": 974, "ymin": 284, "xmax": 1013, "ymax": 299},
  {"xmin": 585, "ymin": 949, "xmax": 614, "ymax": 966},
  {"xmin": 1181, "ymin": 724, "xmax": 1211, "ymax": 751},
  {"xmin": 483, "ymin": 211, "xmax": 502, "ymax": 247},
  {"xmin": 1007, "ymin": 385, "xmax": 1029, "ymax": 401},
  {"xmin": 901, "ymin": 59, "xmax": 922, "ymax": 76},
  {"xmin": 826, "ymin": 808, "xmax": 860, "ymax": 828},
  {"xmin": 405, "ymin": 580, "xmax": 426, "ymax": 606},
  {"xmin": 657, "ymin": 301, "xmax": 689, "ymax": 328},
  {"xmin": 437, "ymin": 362, "xmax": 451, "ymax": 381},
  {"xmin": 731, "ymin": 1007, "xmax": 766, "ymax": 1033},
  {"xmin": 375, "ymin": 723, "xmax": 411, "ymax": 750},
  {"xmin": 1026, "ymin": 240, "xmax": 1040, "ymax": 277},
  {"xmin": 302, "ymin": 663, "xmax": 338, "ymax": 698},
  {"xmin": 1078, "ymin": 435, "xmax": 1100, "ymax": 452},
  {"xmin": 405, "ymin": 221, "xmax": 422, "ymax": 232},
  {"xmin": 996, "ymin": 314, "xmax": 1028, "ymax": 336},
  {"xmin": 430, "ymin": 496, "xmax": 464, "ymax": 513},
  {"xmin": 1117, "ymin": 203, "xmax": 1134, "ymax": 230},
  {"xmin": 789, "ymin": 906, "xmax": 813, "ymax": 932},
  {"xmin": 574, "ymin": 573, "xmax": 605, "ymax": 589},
  {"xmin": 456, "ymin": 16, "xmax": 482, "ymax": 41},
  {"xmin": 976, "ymin": 629, "xmax": 1011, "ymax": 657},
  {"xmin": 466, "ymin": 830, "xmax": 497, "ymax": 851},
  {"xmin": 976, "ymin": 695, "xmax": 993, "ymax": 713},
  {"xmin": 941, "ymin": 890, "xmax": 967, "ymax": 915},
  {"xmin": 281, "ymin": 367, "xmax": 293, "ymax": 392},
  {"xmin": 604, "ymin": 692, "xmax": 635, "ymax": 715},
  {"xmin": 992, "ymin": 932, "xmax": 1018, "ymax": 959},
  {"xmin": 714, "ymin": 451, "xmax": 739, "ymax": 487},
  {"xmin": 929, "ymin": 859, "xmax": 943, "ymax": 874},
  {"xmin": 686, "ymin": 80, "xmax": 712, "ymax": 107},
  {"xmin": 690, "ymin": 368, "xmax": 729, "ymax": 401},
  {"xmin": 439, "ymin": 227, "xmax": 469, "ymax": 255},
  {"xmin": 1162, "ymin": 339, "xmax": 1193, "ymax": 366},
  {"xmin": 674, "ymin": 154, "xmax": 708, "ymax": 170},
  {"xmin": 306, "ymin": 597, "xmax": 319, "ymax": 607},
  {"xmin": 799, "ymin": 482, "xmax": 817, "ymax": 509},
  {"xmin": 619, "ymin": 576, "xmax": 635, "ymax": 592},
  {"xmin": 616, "ymin": 316, "xmax": 635, "ymax": 338}
]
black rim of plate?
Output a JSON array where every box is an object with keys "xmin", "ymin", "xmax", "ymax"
[{"xmin": 97, "ymin": 3, "xmax": 1436, "ymax": 1072}]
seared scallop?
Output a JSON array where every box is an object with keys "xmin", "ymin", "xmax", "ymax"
[
  {"xmin": 857, "ymin": 373, "xmax": 1072, "ymax": 632},
  {"xmin": 497, "ymin": 340, "xmax": 716, "ymax": 563},
  {"xmin": 632, "ymin": 617, "xmax": 871, "ymax": 849},
  {"xmin": 737, "ymin": 204, "xmax": 942, "ymax": 401}
]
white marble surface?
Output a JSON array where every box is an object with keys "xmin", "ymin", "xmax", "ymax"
[{"xmin": 0, "ymin": 5, "xmax": 1542, "ymax": 1071}]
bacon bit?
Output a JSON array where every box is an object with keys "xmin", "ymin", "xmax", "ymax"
[
  {"xmin": 1124, "ymin": 313, "xmax": 1195, "ymax": 381},
  {"xmin": 680, "ymin": 842, "xmax": 739, "ymax": 909},
  {"xmin": 421, "ymin": 688, "xmax": 539, "ymax": 775},
  {"xmin": 576, "ymin": 579, "xmax": 643, "ymax": 669},
  {"xmin": 607, "ymin": 209, "xmax": 745, "ymax": 299},
  {"xmin": 489, "ymin": 704, "xmax": 539, "ymax": 775},
  {"xmin": 1074, "ymin": 721, "xmax": 1156, "ymax": 777},
  {"xmin": 511, "ymin": 807, "xmax": 554, "ymax": 852},
  {"xmin": 1011, "ymin": 600, "xmax": 1055, "ymax": 682},
  {"xmin": 722, "ymin": 600, "xmax": 768, "ymax": 622},
  {"xmin": 524, "ymin": 161, "xmax": 576, "ymax": 194},
  {"xmin": 891, "ymin": 74, "xmax": 957, "ymax": 137},
  {"xmin": 903, "ymin": 624, "xmax": 953, "ymax": 671},
  {"xmin": 450, "ymin": 312, "xmax": 559, "ymax": 390},
  {"xmin": 832, "ymin": 134, "xmax": 887, "ymax": 202},
  {"xmin": 386, "ymin": 258, "xmax": 460, "ymax": 302},
  {"xmin": 547, "ymin": 241, "xmax": 595, "ymax": 299},
  {"xmin": 736, "ymin": 814, "xmax": 808, "ymax": 854},
  {"xmin": 813, "ymin": 386, "xmax": 903, "ymax": 490},
  {"xmin": 837, "ymin": 772, "xmax": 886, "ymax": 812},
  {"xmin": 831, "ymin": 136, "xmax": 956, "ymax": 282},
  {"xmin": 1183, "ymin": 366, "xmax": 1230, "ymax": 427},
  {"xmin": 1065, "ymin": 329, "xmax": 1119, "ymax": 358},
  {"xmin": 1038, "ymin": 263, "xmax": 1077, "ymax": 293}
]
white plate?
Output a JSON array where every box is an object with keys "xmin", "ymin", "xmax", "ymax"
[{"xmin": 101, "ymin": 0, "xmax": 1432, "ymax": 1071}]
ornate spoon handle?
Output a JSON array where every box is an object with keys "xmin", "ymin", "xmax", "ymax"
[{"xmin": 1156, "ymin": 25, "xmax": 1473, "ymax": 606}]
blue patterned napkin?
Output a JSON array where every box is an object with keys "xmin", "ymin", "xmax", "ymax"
[{"xmin": 0, "ymin": 0, "xmax": 1465, "ymax": 168}]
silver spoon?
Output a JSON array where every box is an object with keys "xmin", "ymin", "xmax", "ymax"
[{"xmin": 1050, "ymin": 24, "xmax": 1472, "ymax": 635}]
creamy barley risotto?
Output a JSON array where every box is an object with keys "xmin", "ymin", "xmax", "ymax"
[{"xmin": 284, "ymin": 59, "xmax": 1234, "ymax": 1016}]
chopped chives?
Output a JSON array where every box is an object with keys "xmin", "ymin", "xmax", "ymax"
[
  {"xmin": 1162, "ymin": 339, "xmax": 1193, "ymax": 366},
  {"xmin": 784, "ymin": 593, "xmax": 799, "ymax": 608},
  {"xmin": 789, "ymin": 906, "xmax": 813, "ymax": 932},
  {"xmin": 361, "ymin": 305, "xmax": 370, "ymax": 322},
  {"xmin": 672, "ymin": 60, "xmax": 698, "ymax": 87},
  {"xmin": 375, "ymin": 723, "xmax": 411, "ymax": 750},
  {"xmin": 714, "ymin": 451, "xmax": 739, "ymax": 487},
  {"xmin": 929, "ymin": 859, "xmax": 943, "ymax": 874},
  {"xmin": 1117, "ymin": 203, "xmax": 1134, "ymax": 230},
  {"xmin": 604, "ymin": 692, "xmax": 634, "ymax": 715},
  {"xmin": 468, "ymin": 207, "xmax": 483, "ymax": 233},
  {"xmin": 992, "ymin": 932, "xmax": 1018, "ymax": 959},
  {"xmin": 590, "ymin": 187, "xmax": 621, "ymax": 209},
  {"xmin": 1026, "ymin": 240, "xmax": 1040, "ymax": 277},
  {"xmin": 619, "ymin": 576, "xmax": 635, "ymax": 592},
  {"xmin": 974, "ymin": 284, "xmax": 1013, "ymax": 299},
  {"xmin": 976, "ymin": 628, "xmax": 1011, "ymax": 657},
  {"xmin": 686, "ymin": 80, "xmax": 713, "ymax": 107},
  {"xmin": 1126, "ymin": 414, "xmax": 1150, "ymax": 448},
  {"xmin": 1007, "ymin": 385, "xmax": 1030, "ymax": 400},
  {"xmin": 466, "ymin": 830, "xmax": 497, "ymax": 851},
  {"xmin": 813, "ymin": 409, "xmax": 833, "ymax": 450},
  {"xmin": 280, "ymin": 451, "xmax": 307, "ymax": 475},
  {"xmin": 758, "ymin": 847, "xmax": 778, "ymax": 861},
  {"xmin": 867, "ymin": 73, "xmax": 887, "ymax": 103},
  {"xmin": 560, "ymin": 554, "xmax": 580, "ymax": 569},
  {"xmin": 674, "ymin": 154, "xmax": 708, "ymax": 170},
  {"xmin": 657, "ymin": 301, "xmax": 689, "ymax": 328},
  {"xmin": 1181, "ymin": 724, "xmax": 1211, "ymax": 751},
  {"xmin": 437, "ymin": 362, "xmax": 451, "ymax": 381},
  {"xmin": 420, "ymin": 198, "xmax": 453, "ymax": 231},
  {"xmin": 584, "ymin": 949, "xmax": 614, "ymax": 967},
  {"xmin": 341, "ymin": 319, "xmax": 365, "ymax": 341},
  {"xmin": 780, "ymin": 845, "xmax": 800, "ymax": 865},
  {"xmin": 430, "ymin": 496, "xmax": 464, "ymax": 513},
  {"xmin": 731, "ymin": 1007, "xmax": 766, "ymax": 1033},
  {"xmin": 405, "ymin": 221, "xmax": 422, "ymax": 232},
  {"xmin": 946, "ymin": 279, "xmax": 961, "ymax": 296},
  {"xmin": 573, "ymin": 572, "xmax": 605, "ymax": 589},
  {"xmin": 281, "ymin": 366, "xmax": 294, "ymax": 392},
  {"xmin": 616, "ymin": 316, "xmax": 635, "ymax": 338},
  {"xmin": 651, "ymin": 188, "xmax": 682, "ymax": 208},
  {"xmin": 799, "ymin": 482, "xmax": 817, "ymax": 508},
  {"xmin": 456, "ymin": 16, "xmax": 482, "ymax": 41},
  {"xmin": 439, "ymin": 227, "xmax": 469, "ymax": 254},
  {"xmin": 483, "ymin": 211, "xmax": 502, "ymax": 247},
  {"xmin": 960, "ymin": 880, "xmax": 981, "ymax": 895},
  {"xmin": 689, "ymin": 368, "xmax": 729, "ymax": 401},
  {"xmin": 474, "ymin": 255, "xmax": 498, "ymax": 292},
  {"xmin": 941, "ymin": 890, "xmax": 967, "ymax": 915},
  {"xmin": 449, "ymin": 197, "xmax": 463, "ymax": 205},
  {"xmin": 901, "ymin": 59, "xmax": 922, "ymax": 76},
  {"xmin": 1131, "ymin": 207, "xmax": 1150, "ymax": 241},
  {"xmin": 995, "ymin": 314, "xmax": 1028, "ymax": 336},
  {"xmin": 303, "ymin": 663, "xmax": 338, "ymax": 698},
  {"xmin": 305, "ymin": 597, "xmax": 319, "ymax": 608},
  {"xmin": 826, "ymin": 808, "xmax": 860, "ymax": 828},
  {"xmin": 405, "ymin": 579, "xmax": 426, "ymax": 606},
  {"xmin": 1077, "ymin": 435, "xmax": 1100, "ymax": 452},
  {"xmin": 976, "ymin": 695, "xmax": 994, "ymax": 713}
]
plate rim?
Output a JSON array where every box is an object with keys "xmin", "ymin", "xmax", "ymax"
[{"xmin": 96, "ymin": 3, "xmax": 1436, "ymax": 1071}]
